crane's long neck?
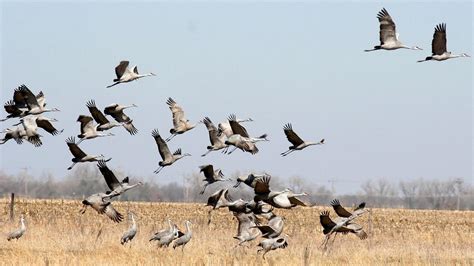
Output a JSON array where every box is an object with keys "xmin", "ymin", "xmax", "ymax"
[
  {"xmin": 131, "ymin": 215, "xmax": 137, "ymax": 229},
  {"xmin": 168, "ymin": 219, "xmax": 173, "ymax": 230},
  {"xmin": 138, "ymin": 73, "xmax": 154, "ymax": 78},
  {"xmin": 20, "ymin": 218, "xmax": 26, "ymax": 231},
  {"xmin": 307, "ymin": 141, "xmax": 322, "ymax": 146},
  {"xmin": 185, "ymin": 222, "xmax": 191, "ymax": 233}
]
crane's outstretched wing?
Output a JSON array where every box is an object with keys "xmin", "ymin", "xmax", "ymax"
[
  {"xmin": 377, "ymin": 8, "xmax": 397, "ymax": 45},
  {"xmin": 66, "ymin": 137, "xmax": 86, "ymax": 158},
  {"xmin": 115, "ymin": 61, "xmax": 129, "ymax": 80},
  {"xmin": 152, "ymin": 129, "xmax": 172, "ymax": 161},
  {"xmin": 432, "ymin": 23, "xmax": 447, "ymax": 55},
  {"xmin": 283, "ymin": 123, "xmax": 304, "ymax": 146},
  {"xmin": 97, "ymin": 160, "xmax": 121, "ymax": 190}
]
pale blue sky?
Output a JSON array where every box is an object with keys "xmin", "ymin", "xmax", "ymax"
[{"xmin": 1, "ymin": 1, "xmax": 472, "ymax": 193}]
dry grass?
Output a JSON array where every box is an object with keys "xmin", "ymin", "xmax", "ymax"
[{"xmin": 0, "ymin": 198, "xmax": 473, "ymax": 265}]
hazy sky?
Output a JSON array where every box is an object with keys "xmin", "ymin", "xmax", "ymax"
[{"xmin": 1, "ymin": 1, "xmax": 472, "ymax": 194}]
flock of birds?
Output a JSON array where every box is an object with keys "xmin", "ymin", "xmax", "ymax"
[{"xmin": 2, "ymin": 7, "xmax": 469, "ymax": 259}]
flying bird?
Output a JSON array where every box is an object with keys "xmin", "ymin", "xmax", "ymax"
[
  {"xmin": 80, "ymin": 192, "xmax": 124, "ymax": 223},
  {"xmin": 104, "ymin": 103, "xmax": 138, "ymax": 135},
  {"xmin": 199, "ymin": 164, "xmax": 230, "ymax": 194},
  {"xmin": 257, "ymin": 237, "xmax": 288, "ymax": 260},
  {"xmin": 330, "ymin": 199, "xmax": 366, "ymax": 219},
  {"xmin": 152, "ymin": 129, "xmax": 191, "ymax": 174},
  {"xmin": 15, "ymin": 85, "xmax": 60, "ymax": 115},
  {"xmin": 97, "ymin": 160, "xmax": 142, "ymax": 197},
  {"xmin": 106, "ymin": 61, "xmax": 155, "ymax": 88},
  {"xmin": 417, "ymin": 23, "xmax": 470, "ymax": 62},
  {"xmin": 281, "ymin": 123, "xmax": 324, "ymax": 156},
  {"xmin": 165, "ymin": 98, "xmax": 201, "ymax": 142},
  {"xmin": 65, "ymin": 137, "xmax": 110, "ymax": 170},
  {"xmin": 76, "ymin": 115, "xmax": 114, "ymax": 144},
  {"xmin": 201, "ymin": 117, "xmax": 228, "ymax": 156},
  {"xmin": 86, "ymin": 100, "xmax": 122, "ymax": 131},
  {"xmin": 365, "ymin": 8, "xmax": 422, "ymax": 52}
]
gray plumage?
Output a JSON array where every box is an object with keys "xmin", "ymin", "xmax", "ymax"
[
  {"xmin": 173, "ymin": 221, "xmax": 192, "ymax": 251},
  {"xmin": 257, "ymin": 237, "xmax": 288, "ymax": 260},
  {"xmin": 97, "ymin": 160, "xmax": 142, "ymax": 197},
  {"xmin": 7, "ymin": 215, "xmax": 26, "ymax": 241},
  {"xmin": 281, "ymin": 123, "xmax": 324, "ymax": 156},
  {"xmin": 121, "ymin": 213, "xmax": 137, "ymax": 245},
  {"xmin": 80, "ymin": 192, "xmax": 123, "ymax": 223}
]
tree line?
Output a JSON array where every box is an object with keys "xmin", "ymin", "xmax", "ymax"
[{"xmin": 0, "ymin": 166, "xmax": 471, "ymax": 210}]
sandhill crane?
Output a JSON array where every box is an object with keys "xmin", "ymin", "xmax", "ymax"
[
  {"xmin": 281, "ymin": 123, "xmax": 324, "ymax": 156},
  {"xmin": 106, "ymin": 61, "xmax": 155, "ymax": 88},
  {"xmin": 253, "ymin": 212, "xmax": 284, "ymax": 239},
  {"xmin": 14, "ymin": 115, "xmax": 63, "ymax": 136},
  {"xmin": 86, "ymin": 100, "xmax": 121, "ymax": 131},
  {"xmin": 224, "ymin": 115, "xmax": 268, "ymax": 155},
  {"xmin": 206, "ymin": 188, "xmax": 232, "ymax": 210},
  {"xmin": 218, "ymin": 114, "xmax": 253, "ymax": 138},
  {"xmin": 234, "ymin": 173, "xmax": 270, "ymax": 188},
  {"xmin": 257, "ymin": 237, "xmax": 288, "ymax": 260},
  {"xmin": 1, "ymin": 85, "xmax": 48, "ymax": 122},
  {"xmin": 418, "ymin": 23, "xmax": 470, "ymax": 62},
  {"xmin": 16, "ymin": 85, "xmax": 60, "ymax": 115},
  {"xmin": 243, "ymin": 175, "xmax": 309, "ymax": 209},
  {"xmin": 152, "ymin": 129, "xmax": 191, "ymax": 174},
  {"xmin": 66, "ymin": 136, "xmax": 110, "ymax": 170},
  {"xmin": 0, "ymin": 125, "xmax": 41, "ymax": 146},
  {"xmin": 121, "ymin": 212, "xmax": 137, "ymax": 245},
  {"xmin": 165, "ymin": 98, "xmax": 201, "ymax": 142},
  {"xmin": 0, "ymin": 126, "xmax": 27, "ymax": 145},
  {"xmin": 330, "ymin": 199, "xmax": 366, "ymax": 219},
  {"xmin": 80, "ymin": 192, "xmax": 124, "ymax": 223},
  {"xmin": 201, "ymin": 117, "xmax": 228, "ymax": 156},
  {"xmin": 173, "ymin": 220, "xmax": 192, "ymax": 251},
  {"xmin": 14, "ymin": 117, "xmax": 44, "ymax": 147},
  {"xmin": 365, "ymin": 8, "xmax": 422, "ymax": 52},
  {"xmin": 199, "ymin": 164, "xmax": 230, "ymax": 194},
  {"xmin": 233, "ymin": 211, "xmax": 261, "ymax": 247},
  {"xmin": 97, "ymin": 160, "xmax": 142, "ymax": 196},
  {"xmin": 154, "ymin": 224, "xmax": 182, "ymax": 248},
  {"xmin": 319, "ymin": 210, "xmax": 367, "ymax": 248},
  {"xmin": 7, "ymin": 215, "xmax": 26, "ymax": 241},
  {"xmin": 104, "ymin": 103, "xmax": 138, "ymax": 135},
  {"xmin": 150, "ymin": 219, "xmax": 173, "ymax": 242},
  {"xmin": 76, "ymin": 115, "xmax": 114, "ymax": 144}
]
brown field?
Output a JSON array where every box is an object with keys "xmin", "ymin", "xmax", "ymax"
[{"xmin": 0, "ymin": 198, "xmax": 473, "ymax": 265}]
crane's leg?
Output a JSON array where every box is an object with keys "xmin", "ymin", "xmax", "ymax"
[
  {"xmin": 67, "ymin": 162, "xmax": 77, "ymax": 170},
  {"xmin": 76, "ymin": 138, "xmax": 84, "ymax": 145},
  {"xmin": 154, "ymin": 166, "xmax": 164, "ymax": 174},
  {"xmin": 165, "ymin": 134, "xmax": 177, "ymax": 142},
  {"xmin": 201, "ymin": 150, "xmax": 212, "ymax": 157},
  {"xmin": 106, "ymin": 82, "xmax": 120, "ymax": 88},
  {"xmin": 200, "ymin": 184, "xmax": 208, "ymax": 194},
  {"xmin": 281, "ymin": 149, "xmax": 295, "ymax": 156},
  {"xmin": 222, "ymin": 146, "xmax": 229, "ymax": 154},
  {"xmin": 227, "ymin": 147, "xmax": 238, "ymax": 155},
  {"xmin": 207, "ymin": 209, "xmax": 213, "ymax": 225},
  {"xmin": 262, "ymin": 250, "xmax": 269, "ymax": 260}
]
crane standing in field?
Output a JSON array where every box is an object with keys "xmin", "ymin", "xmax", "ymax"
[
  {"xmin": 121, "ymin": 212, "xmax": 138, "ymax": 245},
  {"xmin": 365, "ymin": 8, "xmax": 422, "ymax": 52},
  {"xmin": 106, "ymin": 61, "xmax": 156, "ymax": 88},
  {"xmin": 417, "ymin": 23, "xmax": 470, "ymax": 62},
  {"xmin": 173, "ymin": 220, "xmax": 193, "ymax": 251},
  {"xmin": 280, "ymin": 123, "xmax": 324, "ymax": 156},
  {"xmin": 7, "ymin": 215, "xmax": 26, "ymax": 241},
  {"xmin": 150, "ymin": 219, "xmax": 174, "ymax": 242},
  {"xmin": 165, "ymin": 98, "xmax": 201, "ymax": 142},
  {"xmin": 152, "ymin": 129, "xmax": 191, "ymax": 174}
]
